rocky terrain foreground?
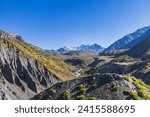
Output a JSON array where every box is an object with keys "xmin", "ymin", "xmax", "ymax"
[
  {"xmin": 32, "ymin": 73, "xmax": 150, "ymax": 100},
  {"xmin": 1, "ymin": 27, "xmax": 150, "ymax": 100}
]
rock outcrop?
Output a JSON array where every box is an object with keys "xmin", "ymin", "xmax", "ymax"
[
  {"xmin": 0, "ymin": 38, "xmax": 60, "ymax": 99},
  {"xmin": 32, "ymin": 73, "xmax": 141, "ymax": 100}
]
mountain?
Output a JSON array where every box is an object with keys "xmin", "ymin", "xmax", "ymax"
[
  {"xmin": 93, "ymin": 34, "xmax": 150, "ymax": 85},
  {"xmin": 105, "ymin": 26, "xmax": 150, "ymax": 51},
  {"xmin": 57, "ymin": 44, "xmax": 105, "ymax": 54},
  {"xmin": 1, "ymin": 27, "xmax": 150, "ymax": 100},
  {"xmin": 0, "ymin": 30, "xmax": 74, "ymax": 99},
  {"xmin": 57, "ymin": 46, "xmax": 77, "ymax": 53},
  {"xmin": 123, "ymin": 34, "xmax": 150, "ymax": 58},
  {"xmin": 77, "ymin": 44, "xmax": 105, "ymax": 53},
  {"xmin": 32, "ymin": 38, "xmax": 150, "ymax": 100},
  {"xmin": 0, "ymin": 30, "xmax": 24, "ymax": 42}
]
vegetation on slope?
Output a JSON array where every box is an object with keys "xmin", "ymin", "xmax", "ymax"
[
  {"xmin": 78, "ymin": 67, "xmax": 91, "ymax": 78},
  {"xmin": 0, "ymin": 38, "xmax": 74, "ymax": 81},
  {"xmin": 122, "ymin": 75, "xmax": 150, "ymax": 100},
  {"xmin": 123, "ymin": 90, "xmax": 139, "ymax": 100}
]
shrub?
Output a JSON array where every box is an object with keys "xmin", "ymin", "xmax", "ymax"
[
  {"xmin": 93, "ymin": 83, "xmax": 97, "ymax": 88},
  {"xmin": 124, "ymin": 90, "xmax": 139, "ymax": 100},
  {"xmin": 79, "ymin": 84, "xmax": 87, "ymax": 95},
  {"xmin": 138, "ymin": 90, "xmax": 149, "ymax": 99},
  {"xmin": 122, "ymin": 76, "xmax": 130, "ymax": 82},
  {"xmin": 113, "ymin": 84, "xmax": 121, "ymax": 91},
  {"xmin": 139, "ymin": 81, "xmax": 150, "ymax": 90},
  {"xmin": 77, "ymin": 95, "xmax": 85, "ymax": 100},
  {"xmin": 63, "ymin": 90, "xmax": 71, "ymax": 100}
]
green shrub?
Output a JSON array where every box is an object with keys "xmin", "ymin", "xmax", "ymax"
[
  {"xmin": 113, "ymin": 84, "xmax": 121, "ymax": 91},
  {"xmin": 79, "ymin": 84, "xmax": 87, "ymax": 95},
  {"xmin": 63, "ymin": 90, "xmax": 71, "ymax": 100},
  {"xmin": 77, "ymin": 95, "xmax": 85, "ymax": 100},
  {"xmin": 124, "ymin": 90, "xmax": 139, "ymax": 100},
  {"xmin": 122, "ymin": 76, "xmax": 130, "ymax": 82},
  {"xmin": 139, "ymin": 81, "xmax": 150, "ymax": 90},
  {"xmin": 131, "ymin": 78, "xmax": 150, "ymax": 99},
  {"xmin": 138, "ymin": 90, "xmax": 149, "ymax": 99},
  {"xmin": 132, "ymin": 81, "xmax": 143, "ymax": 90},
  {"xmin": 93, "ymin": 83, "xmax": 97, "ymax": 88},
  {"xmin": 131, "ymin": 77, "xmax": 137, "ymax": 82}
]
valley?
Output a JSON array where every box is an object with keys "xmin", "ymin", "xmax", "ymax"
[{"xmin": 1, "ymin": 26, "xmax": 150, "ymax": 100}]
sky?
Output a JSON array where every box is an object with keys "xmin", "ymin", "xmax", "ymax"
[{"xmin": 0, "ymin": 0, "xmax": 150, "ymax": 50}]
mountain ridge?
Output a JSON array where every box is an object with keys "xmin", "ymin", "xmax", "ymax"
[
  {"xmin": 57, "ymin": 43, "xmax": 105, "ymax": 54},
  {"xmin": 0, "ymin": 30, "xmax": 75, "ymax": 99},
  {"xmin": 104, "ymin": 26, "xmax": 150, "ymax": 51},
  {"xmin": 1, "ymin": 26, "xmax": 150, "ymax": 100},
  {"xmin": 123, "ymin": 34, "xmax": 150, "ymax": 58}
]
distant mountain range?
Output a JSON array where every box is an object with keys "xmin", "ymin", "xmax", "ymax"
[
  {"xmin": 58, "ymin": 26, "xmax": 150, "ymax": 55},
  {"xmin": 57, "ymin": 44, "xmax": 105, "ymax": 54},
  {"xmin": 1, "ymin": 26, "xmax": 150, "ymax": 100},
  {"xmin": 105, "ymin": 26, "xmax": 150, "ymax": 51}
]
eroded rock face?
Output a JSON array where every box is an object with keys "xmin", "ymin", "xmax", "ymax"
[
  {"xmin": 0, "ymin": 39, "xmax": 60, "ymax": 100},
  {"xmin": 32, "ymin": 73, "xmax": 137, "ymax": 100},
  {"xmin": 0, "ymin": 89, "xmax": 8, "ymax": 100}
]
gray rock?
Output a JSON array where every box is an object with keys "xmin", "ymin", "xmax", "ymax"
[{"xmin": 0, "ymin": 38, "xmax": 60, "ymax": 100}]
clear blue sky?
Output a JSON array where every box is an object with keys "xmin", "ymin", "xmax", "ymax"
[{"xmin": 0, "ymin": 0, "xmax": 150, "ymax": 49}]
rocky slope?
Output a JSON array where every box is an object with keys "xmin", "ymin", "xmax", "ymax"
[
  {"xmin": 0, "ymin": 30, "xmax": 74, "ymax": 100},
  {"xmin": 32, "ymin": 73, "xmax": 150, "ymax": 100},
  {"xmin": 0, "ymin": 39, "xmax": 60, "ymax": 99}
]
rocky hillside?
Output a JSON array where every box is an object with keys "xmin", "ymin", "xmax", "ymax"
[
  {"xmin": 0, "ymin": 30, "xmax": 74, "ymax": 100},
  {"xmin": 32, "ymin": 73, "xmax": 150, "ymax": 100}
]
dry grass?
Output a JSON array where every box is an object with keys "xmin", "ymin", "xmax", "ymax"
[{"xmin": 1, "ymin": 38, "xmax": 75, "ymax": 81}]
